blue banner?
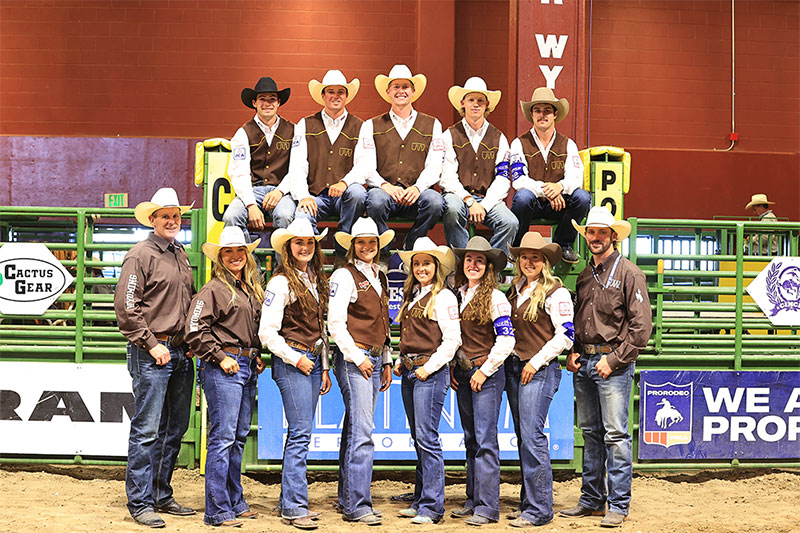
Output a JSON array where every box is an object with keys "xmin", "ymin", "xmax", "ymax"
[
  {"xmin": 258, "ymin": 368, "xmax": 574, "ymax": 461},
  {"xmin": 639, "ymin": 370, "xmax": 800, "ymax": 459}
]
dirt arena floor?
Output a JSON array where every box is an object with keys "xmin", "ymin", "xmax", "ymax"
[{"xmin": 0, "ymin": 465, "xmax": 797, "ymax": 532}]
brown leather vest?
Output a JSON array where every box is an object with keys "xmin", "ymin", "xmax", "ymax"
[
  {"xmin": 242, "ymin": 117, "xmax": 295, "ymax": 186},
  {"xmin": 516, "ymin": 130, "xmax": 569, "ymax": 184},
  {"xmin": 507, "ymin": 282, "xmax": 561, "ymax": 361},
  {"xmin": 372, "ymin": 112, "xmax": 435, "ymax": 187},
  {"xmin": 398, "ymin": 292, "xmax": 443, "ymax": 355},
  {"xmin": 343, "ymin": 264, "xmax": 390, "ymax": 347},
  {"xmin": 304, "ymin": 112, "xmax": 363, "ymax": 195},
  {"xmin": 459, "ymin": 298, "xmax": 495, "ymax": 358},
  {"xmin": 449, "ymin": 121, "xmax": 502, "ymax": 197},
  {"xmin": 279, "ymin": 281, "xmax": 324, "ymax": 348}
]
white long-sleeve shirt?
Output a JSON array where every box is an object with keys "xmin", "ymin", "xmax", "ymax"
[
  {"xmin": 228, "ymin": 115, "xmax": 293, "ymax": 207},
  {"xmin": 402, "ymin": 284, "xmax": 461, "ymax": 375},
  {"xmin": 509, "ymin": 128, "xmax": 583, "ymax": 198},
  {"xmin": 353, "ymin": 108, "xmax": 445, "ymax": 190},
  {"xmin": 439, "ymin": 118, "xmax": 511, "ymax": 212},
  {"xmin": 513, "ymin": 279, "xmax": 574, "ymax": 370},
  {"xmin": 458, "ymin": 285, "xmax": 515, "ymax": 377}
]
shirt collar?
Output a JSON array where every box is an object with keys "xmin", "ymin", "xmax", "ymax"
[
  {"xmin": 592, "ymin": 250, "xmax": 620, "ymax": 271},
  {"xmin": 390, "ymin": 107, "xmax": 416, "ymax": 126},
  {"xmin": 148, "ymin": 232, "xmax": 178, "ymax": 252},
  {"xmin": 760, "ymin": 210, "xmax": 773, "ymax": 220},
  {"xmin": 353, "ymin": 258, "xmax": 378, "ymax": 277},
  {"xmin": 322, "ymin": 109, "xmax": 347, "ymax": 127},
  {"xmin": 254, "ymin": 114, "xmax": 280, "ymax": 134},
  {"xmin": 529, "ymin": 126, "xmax": 557, "ymax": 151},
  {"xmin": 462, "ymin": 118, "xmax": 489, "ymax": 139},
  {"xmin": 415, "ymin": 284, "xmax": 433, "ymax": 298}
]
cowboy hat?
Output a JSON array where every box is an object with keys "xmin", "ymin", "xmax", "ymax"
[
  {"xmin": 571, "ymin": 206, "xmax": 632, "ymax": 242},
  {"xmin": 448, "ymin": 76, "xmax": 502, "ymax": 113},
  {"xmin": 452, "ymin": 236, "xmax": 508, "ymax": 272},
  {"xmin": 241, "ymin": 77, "xmax": 291, "ymax": 109},
  {"xmin": 374, "ymin": 64, "xmax": 427, "ymax": 104},
  {"xmin": 134, "ymin": 187, "xmax": 193, "ymax": 227},
  {"xmin": 520, "ymin": 87, "xmax": 569, "ymax": 124},
  {"xmin": 308, "ymin": 70, "xmax": 360, "ymax": 107},
  {"xmin": 745, "ymin": 193, "xmax": 776, "ymax": 210},
  {"xmin": 397, "ymin": 237, "xmax": 456, "ymax": 277},
  {"xmin": 202, "ymin": 226, "xmax": 260, "ymax": 263},
  {"xmin": 334, "ymin": 217, "xmax": 395, "ymax": 250},
  {"xmin": 509, "ymin": 232, "xmax": 562, "ymax": 266},
  {"xmin": 270, "ymin": 218, "xmax": 328, "ymax": 253}
]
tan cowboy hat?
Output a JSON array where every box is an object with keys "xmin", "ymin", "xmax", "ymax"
[
  {"xmin": 448, "ymin": 76, "xmax": 502, "ymax": 113},
  {"xmin": 308, "ymin": 69, "xmax": 360, "ymax": 107},
  {"xmin": 520, "ymin": 87, "xmax": 569, "ymax": 124},
  {"xmin": 397, "ymin": 237, "xmax": 456, "ymax": 277},
  {"xmin": 509, "ymin": 232, "xmax": 562, "ymax": 265},
  {"xmin": 453, "ymin": 236, "xmax": 508, "ymax": 272},
  {"xmin": 571, "ymin": 206, "xmax": 632, "ymax": 242},
  {"xmin": 745, "ymin": 193, "xmax": 776, "ymax": 210},
  {"xmin": 270, "ymin": 218, "xmax": 328, "ymax": 253},
  {"xmin": 334, "ymin": 217, "xmax": 395, "ymax": 250},
  {"xmin": 202, "ymin": 226, "xmax": 260, "ymax": 263},
  {"xmin": 374, "ymin": 64, "xmax": 427, "ymax": 104},
  {"xmin": 134, "ymin": 187, "xmax": 193, "ymax": 227}
]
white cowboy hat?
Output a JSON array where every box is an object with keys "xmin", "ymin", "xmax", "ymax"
[
  {"xmin": 374, "ymin": 64, "xmax": 427, "ymax": 104},
  {"xmin": 745, "ymin": 193, "xmax": 776, "ymax": 210},
  {"xmin": 448, "ymin": 76, "xmax": 502, "ymax": 113},
  {"xmin": 270, "ymin": 218, "xmax": 328, "ymax": 253},
  {"xmin": 397, "ymin": 237, "xmax": 456, "ymax": 277},
  {"xmin": 334, "ymin": 217, "xmax": 395, "ymax": 250},
  {"xmin": 571, "ymin": 206, "xmax": 632, "ymax": 242},
  {"xmin": 509, "ymin": 231, "xmax": 562, "ymax": 265},
  {"xmin": 134, "ymin": 187, "xmax": 194, "ymax": 227},
  {"xmin": 520, "ymin": 87, "xmax": 569, "ymax": 124},
  {"xmin": 308, "ymin": 69, "xmax": 360, "ymax": 107},
  {"xmin": 202, "ymin": 226, "xmax": 260, "ymax": 263},
  {"xmin": 452, "ymin": 236, "xmax": 508, "ymax": 272}
]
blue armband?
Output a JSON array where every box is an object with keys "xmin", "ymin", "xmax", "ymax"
[
  {"xmin": 493, "ymin": 316, "xmax": 515, "ymax": 337},
  {"xmin": 495, "ymin": 160, "xmax": 509, "ymax": 180},
  {"xmin": 563, "ymin": 321, "xmax": 575, "ymax": 341},
  {"xmin": 510, "ymin": 161, "xmax": 525, "ymax": 181}
]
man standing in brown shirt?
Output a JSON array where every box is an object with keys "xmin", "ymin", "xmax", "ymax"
[
  {"xmin": 114, "ymin": 188, "xmax": 196, "ymax": 528},
  {"xmin": 561, "ymin": 206, "xmax": 652, "ymax": 528}
]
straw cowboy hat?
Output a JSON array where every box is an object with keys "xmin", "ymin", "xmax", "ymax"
[
  {"xmin": 334, "ymin": 217, "xmax": 395, "ymax": 250},
  {"xmin": 202, "ymin": 226, "xmax": 260, "ymax": 263},
  {"xmin": 452, "ymin": 236, "xmax": 508, "ymax": 272},
  {"xmin": 134, "ymin": 187, "xmax": 193, "ymax": 227},
  {"xmin": 270, "ymin": 218, "xmax": 328, "ymax": 253},
  {"xmin": 308, "ymin": 69, "xmax": 360, "ymax": 107},
  {"xmin": 509, "ymin": 232, "xmax": 562, "ymax": 266},
  {"xmin": 241, "ymin": 77, "xmax": 291, "ymax": 109},
  {"xmin": 745, "ymin": 193, "xmax": 776, "ymax": 210},
  {"xmin": 397, "ymin": 237, "xmax": 457, "ymax": 277},
  {"xmin": 374, "ymin": 64, "xmax": 427, "ymax": 104},
  {"xmin": 448, "ymin": 76, "xmax": 502, "ymax": 113},
  {"xmin": 571, "ymin": 206, "xmax": 632, "ymax": 242},
  {"xmin": 520, "ymin": 87, "xmax": 569, "ymax": 124}
]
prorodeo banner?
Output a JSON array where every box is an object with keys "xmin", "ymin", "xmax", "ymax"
[{"xmin": 639, "ymin": 370, "xmax": 800, "ymax": 459}]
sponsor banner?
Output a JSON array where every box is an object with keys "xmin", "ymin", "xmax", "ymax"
[
  {"xmin": 0, "ymin": 362, "xmax": 133, "ymax": 456},
  {"xmin": 639, "ymin": 370, "xmax": 800, "ymax": 460},
  {"xmin": 746, "ymin": 257, "xmax": 800, "ymax": 326},
  {"xmin": 0, "ymin": 243, "xmax": 75, "ymax": 316},
  {"xmin": 386, "ymin": 252, "xmax": 406, "ymax": 323},
  {"xmin": 258, "ymin": 368, "xmax": 574, "ymax": 461}
]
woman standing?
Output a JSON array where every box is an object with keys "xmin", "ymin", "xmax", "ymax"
[
  {"xmin": 449, "ymin": 236, "xmax": 515, "ymax": 527},
  {"xmin": 258, "ymin": 218, "xmax": 330, "ymax": 530},
  {"xmin": 185, "ymin": 226, "xmax": 264, "ymax": 528},
  {"xmin": 393, "ymin": 237, "xmax": 461, "ymax": 525},
  {"xmin": 328, "ymin": 217, "xmax": 395, "ymax": 525},
  {"xmin": 504, "ymin": 232, "xmax": 574, "ymax": 528}
]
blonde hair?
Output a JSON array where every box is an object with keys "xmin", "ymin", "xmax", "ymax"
[
  {"xmin": 273, "ymin": 238, "xmax": 329, "ymax": 315},
  {"xmin": 212, "ymin": 250, "xmax": 264, "ymax": 305},
  {"xmin": 511, "ymin": 255, "xmax": 561, "ymax": 321},
  {"xmin": 398, "ymin": 255, "xmax": 447, "ymax": 320},
  {"xmin": 455, "ymin": 258, "xmax": 497, "ymax": 325}
]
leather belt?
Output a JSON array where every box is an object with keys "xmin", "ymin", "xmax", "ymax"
[
  {"xmin": 154, "ymin": 333, "xmax": 184, "ymax": 346},
  {"xmin": 583, "ymin": 342, "xmax": 619, "ymax": 355},
  {"xmin": 355, "ymin": 342, "xmax": 383, "ymax": 358},
  {"xmin": 221, "ymin": 345, "xmax": 259, "ymax": 359},
  {"xmin": 457, "ymin": 354, "xmax": 489, "ymax": 371},
  {"xmin": 401, "ymin": 353, "xmax": 432, "ymax": 370},
  {"xmin": 287, "ymin": 340, "xmax": 323, "ymax": 357}
]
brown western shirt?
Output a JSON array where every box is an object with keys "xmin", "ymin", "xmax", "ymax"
[
  {"xmin": 398, "ymin": 292, "xmax": 444, "ymax": 355},
  {"xmin": 517, "ymin": 130, "xmax": 569, "ymax": 183},
  {"xmin": 305, "ymin": 111, "xmax": 363, "ymax": 195},
  {"xmin": 342, "ymin": 263, "xmax": 390, "ymax": 348},
  {"xmin": 507, "ymin": 282, "xmax": 561, "ymax": 361},
  {"xmin": 449, "ymin": 121, "xmax": 502, "ymax": 197},
  {"xmin": 372, "ymin": 112, "xmax": 435, "ymax": 187},
  {"xmin": 242, "ymin": 116, "xmax": 295, "ymax": 186}
]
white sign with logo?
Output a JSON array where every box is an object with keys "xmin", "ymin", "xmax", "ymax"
[
  {"xmin": 746, "ymin": 257, "xmax": 800, "ymax": 326},
  {"xmin": 0, "ymin": 243, "xmax": 75, "ymax": 316},
  {"xmin": 0, "ymin": 362, "xmax": 133, "ymax": 456}
]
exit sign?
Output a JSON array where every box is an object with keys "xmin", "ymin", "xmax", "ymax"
[{"xmin": 104, "ymin": 193, "xmax": 128, "ymax": 208}]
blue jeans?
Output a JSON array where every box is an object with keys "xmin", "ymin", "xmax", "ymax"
[
  {"xmin": 505, "ymin": 356, "xmax": 561, "ymax": 525},
  {"xmin": 333, "ymin": 349, "xmax": 383, "ymax": 520},
  {"xmin": 401, "ymin": 365, "xmax": 450, "ymax": 521},
  {"xmin": 510, "ymin": 188, "xmax": 591, "ymax": 247},
  {"xmin": 365, "ymin": 186, "xmax": 444, "ymax": 250},
  {"xmin": 453, "ymin": 364, "xmax": 505, "ymax": 522},
  {"xmin": 442, "ymin": 193, "xmax": 519, "ymax": 257},
  {"xmin": 271, "ymin": 349, "xmax": 323, "ymax": 518},
  {"xmin": 125, "ymin": 341, "xmax": 193, "ymax": 517},
  {"xmin": 574, "ymin": 352, "xmax": 635, "ymax": 516},
  {"xmin": 222, "ymin": 184, "xmax": 296, "ymax": 242},
  {"xmin": 294, "ymin": 184, "xmax": 366, "ymax": 257},
  {"xmin": 198, "ymin": 354, "xmax": 258, "ymax": 525}
]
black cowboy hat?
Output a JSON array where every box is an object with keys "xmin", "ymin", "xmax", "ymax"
[{"xmin": 241, "ymin": 77, "xmax": 291, "ymax": 109}]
